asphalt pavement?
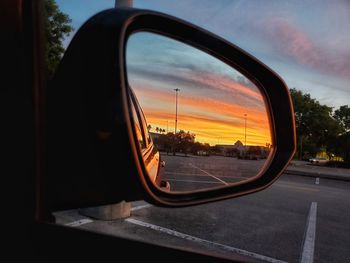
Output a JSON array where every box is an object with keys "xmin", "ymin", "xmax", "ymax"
[
  {"xmin": 285, "ymin": 160, "xmax": 350, "ymax": 181},
  {"xmin": 159, "ymin": 154, "xmax": 267, "ymax": 191},
  {"xmin": 53, "ymin": 157, "xmax": 350, "ymax": 263}
]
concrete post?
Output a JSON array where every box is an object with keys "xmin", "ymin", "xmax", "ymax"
[
  {"xmin": 115, "ymin": 0, "xmax": 133, "ymax": 8},
  {"xmin": 78, "ymin": 201, "xmax": 131, "ymax": 220}
]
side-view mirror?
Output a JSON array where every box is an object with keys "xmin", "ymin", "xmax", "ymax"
[
  {"xmin": 47, "ymin": 8, "xmax": 295, "ymax": 210},
  {"xmin": 127, "ymin": 32, "xmax": 274, "ymax": 194}
]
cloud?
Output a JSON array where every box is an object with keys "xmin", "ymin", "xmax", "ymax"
[
  {"xmin": 128, "ymin": 66, "xmax": 265, "ymax": 110},
  {"xmin": 131, "ymin": 83, "xmax": 271, "ymax": 146},
  {"xmin": 261, "ymin": 18, "xmax": 350, "ymax": 79},
  {"xmin": 145, "ymin": 109, "xmax": 271, "ymax": 146}
]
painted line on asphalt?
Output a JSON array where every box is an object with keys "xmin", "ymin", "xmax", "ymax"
[
  {"xmin": 165, "ymin": 171, "xmax": 215, "ymax": 177},
  {"xmin": 275, "ymin": 182, "xmax": 319, "ymax": 192},
  {"xmin": 126, "ymin": 218, "xmax": 287, "ymax": 263},
  {"xmin": 315, "ymin": 178, "xmax": 320, "ymax": 185},
  {"xmin": 300, "ymin": 202, "xmax": 317, "ymax": 263},
  {"xmin": 189, "ymin": 163, "xmax": 229, "ymax": 185},
  {"xmin": 131, "ymin": 204, "xmax": 152, "ymax": 211},
  {"xmin": 65, "ymin": 218, "xmax": 94, "ymax": 227},
  {"xmin": 165, "ymin": 171, "xmax": 248, "ymax": 180},
  {"xmin": 166, "ymin": 178, "xmax": 223, "ymax": 184}
]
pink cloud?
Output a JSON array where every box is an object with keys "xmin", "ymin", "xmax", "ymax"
[
  {"xmin": 270, "ymin": 19, "xmax": 318, "ymax": 64},
  {"xmin": 263, "ymin": 18, "xmax": 350, "ymax": 78},
  {"xmin": 185, "ymin": 71, "xmax": 263, "ymax": 102}
]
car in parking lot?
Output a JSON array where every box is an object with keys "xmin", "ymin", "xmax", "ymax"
[
  {"xmin": 309, "ymin": 157, "xmax": 328, "ymax": 165},
  {"xmin": 130, "ymin": 89, "xmax": 170, "ymax": 191}
]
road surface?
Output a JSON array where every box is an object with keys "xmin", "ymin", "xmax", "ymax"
[
  {"xmin": 159, "ymin": 153, "xmax": 267, "ymax": 191},
  {"xmin": 54, "ymin": 156, "xmax": 350, "ymax": 263}
]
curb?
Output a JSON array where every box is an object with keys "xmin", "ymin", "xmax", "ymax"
[{"xmin": 284, "ymin": 169, "xmax": 350, "ymax": 182}]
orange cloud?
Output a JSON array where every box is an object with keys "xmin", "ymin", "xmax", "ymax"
[{"xmin": 132, "ymin": 83, "xmax": 271, "ymax": 146}]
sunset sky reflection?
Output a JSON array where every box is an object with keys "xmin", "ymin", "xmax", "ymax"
[{"xmin": 127, "ymin": 33, "xmax": 271, "ymax": 146}]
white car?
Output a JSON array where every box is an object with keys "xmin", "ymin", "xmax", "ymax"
[{"xmin": 309, "ymin": 157, "xmax": 328, "ymax": 164}]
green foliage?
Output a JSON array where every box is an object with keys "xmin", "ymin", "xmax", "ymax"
[
  {"xmin": 290, "ymin": 88, "xmax": 348, "ymax": 162},
  {"xmin": 334, "ymin": 105, "xmax": 350, "ymax": 132},
  {"xmin": 43, "ymin": 0, "xmax": 73, "ymax": 79},
  {"xmin": 333, "ymin": 106, "xmax": 350, "ymax": 162}
]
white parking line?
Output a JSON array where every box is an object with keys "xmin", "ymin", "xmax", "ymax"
[
  {"xmin": 165, "ymin": 171, "xmax": 213, "ymax": 177},
  {"xmin": 189, "ymin": 163, "xmax": 229, "ymax": 185},
  {"xmin": 300, "ymin": 202, "xmax": 317, "ymax": 263},
  {"xmin": 165, "ymin": 171, "xmax": 248, "ymax": 180},
  {"xmin": 64, "ymin": 218, "xmax": 94, "ymax": 227},
  {"xmin": 126, "ymin": 218, "xmax": 287, "ymax": 263},
  {"xmin": 131, "ymin": 204, "xmax": 152, "ymax": 211},
  {"xmin": 315, "ymin": 178, "xmax": 320, "ymax": 185},
  {"xmin": 166, "ymin": 178, "xmax": 223, "ymax": 184}
]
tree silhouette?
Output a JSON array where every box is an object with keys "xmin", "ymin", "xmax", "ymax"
[
  {"xmin": 175, "ymin": 130, "xmax": 195, "ymax": 156},
  {"xmin": 290, "ymin": 88, "xmax": 342, "ymax": 160},
  {"xmin": 333, "ymin": 105, "xmax": 350, "ymax": 162},
  {"xmin": 44, "ymin": 0, "xmax": 73, "ymax": 79}
]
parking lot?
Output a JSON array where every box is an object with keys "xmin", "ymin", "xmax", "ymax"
[
  {"xmin": 54, "ymin": 156, "xmax": 350, "ymax": 263},
  {"xmin": 160, "ymin": 153, "xmax": 266, "ymax": 191}
]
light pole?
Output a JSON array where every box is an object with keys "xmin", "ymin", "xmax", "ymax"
[
  {"xmin": 174, "ymin": 88, "xmax": 180, "ymax": 134},
  {"xmin": 244, "ymin": 114, "xmax": 247, "ymax": 148}
]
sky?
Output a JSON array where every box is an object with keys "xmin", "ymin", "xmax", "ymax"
[
  {"xmin": 127, "ymin": 33, "xmax": 271, "ymax": 146},
  {"xmin": 56, "ymin": 0, "xmax": 350, "ymax": 144}
]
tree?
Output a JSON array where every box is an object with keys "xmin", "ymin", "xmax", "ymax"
[
  {"xmin": 290, "ymin": 88, "xmax": 342, "ymax": 159},
  {"xmin": 153, "ymin": 132, "xmax": 175, "ymax": 154},
  {"xmin": 337, "ymin": 133, "xmax": 350, "ymax": 162},
  {"xmin": 175, "ymin": 130, "xmax": 195, "ymax": 156},
  {"xmin": 334, "ymin": 105, "xmax": 350, "ymax": 132},
  {"xmin": 192, "ymin": 142, "xmax": 210, "ymax": 155},
  {"xmin": 333, "ymin": 105, "xmax": 350, "ymax": 162},
  {"xmin": 44, "ymin": 0, "xmax": 73, "ymax": 79}
]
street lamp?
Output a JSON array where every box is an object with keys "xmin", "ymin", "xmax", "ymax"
[
  {"xmin": 244, "ymin": 114, "xmax": 247, "ymax": 148},
  {"xmin": 174, "ymin": 88, "xmax": 180, "ymax": 134}
]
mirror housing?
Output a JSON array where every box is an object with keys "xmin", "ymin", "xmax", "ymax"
[{"xmin": 47, "ymin": 8, "xmax": 295, "ymax": 210}]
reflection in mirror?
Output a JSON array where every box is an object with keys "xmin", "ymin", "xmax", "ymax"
[{"xmin": 127, "ymin": 32, "xmax": 272, "ymax": 192}]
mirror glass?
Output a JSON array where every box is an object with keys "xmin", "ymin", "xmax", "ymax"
[{"xmin": 127, "ymin": 32, "xmax": 272, "ymax": 192}]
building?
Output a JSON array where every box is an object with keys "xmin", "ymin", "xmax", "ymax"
[
  {"xmin": 215, "ymin": 140, "xmax": 245, "ymax": 156},
  {"xmin": 215, "ymin": 140, "xmax": 270, "ymax": 159}
]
